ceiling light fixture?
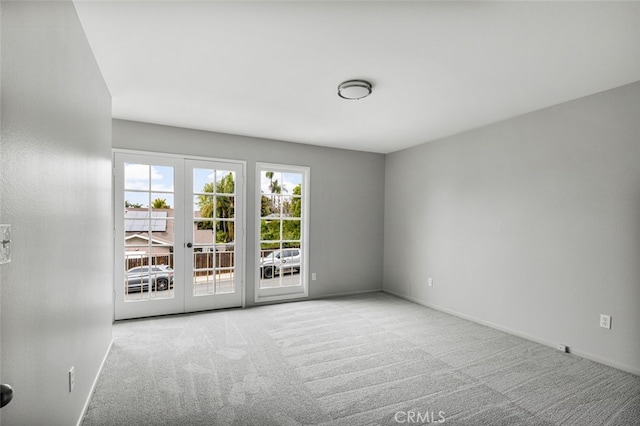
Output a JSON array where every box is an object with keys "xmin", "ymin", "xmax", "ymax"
[{"xmin": 338, "ymin": 80, "xmax": 372, "ymax": 100}]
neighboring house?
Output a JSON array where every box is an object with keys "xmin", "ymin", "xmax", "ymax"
[
  {"xmin": 125, "ymin": 208, "xmax": 175, "ymax": 258},
  {"xmin": 124, "ymin": 208, "xmax": 229, "ymax": 269}
]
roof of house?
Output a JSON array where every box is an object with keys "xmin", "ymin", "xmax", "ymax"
[{"xmin": 124, "ymin": 208, "xmax": 230, "ymax": 247}]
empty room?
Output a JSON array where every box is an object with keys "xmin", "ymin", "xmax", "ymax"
[{"xmin": 1, "ymin": 1, "xmax": 639, "ymax": 425}]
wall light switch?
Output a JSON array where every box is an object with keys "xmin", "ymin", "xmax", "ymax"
[{"xmin": 0, "ymin": 225, "xmax": 11, "ymax": 264}]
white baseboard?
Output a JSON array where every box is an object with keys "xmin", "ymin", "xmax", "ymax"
[
  {"xmin": 251, "ymin": 288, "xmax": 383, "ymax": 307},
  {"xmin": 77, "ymin": 338, "xmax": 114, "ymax": 426},
  {"xmin": 382, "ymin": 289, "xmax": 640, "ymax": 377},
  {"xmin": 316, "ymin": 288, "xmax": 382, "ymax": 300}
]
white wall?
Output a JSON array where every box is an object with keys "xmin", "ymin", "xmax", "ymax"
[
  {"xmin": 384, "ymin": 81, "xmax": 640, "ymax": 374},
  {"xmin": 113, "ymin": 119, "xmax": 386, "ymax": 305},
  {"xmin": 1, "ymin": 2, "xmax": 113, "ymax": 424}
]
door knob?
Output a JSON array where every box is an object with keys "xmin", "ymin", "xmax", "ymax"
[
  {"xmin": 1, "ymin": 384, "xmax": 13, "ymax": 408},
  {"xmin": 186, "ymin": 242, "xmax": 193, "ymax": 248}
]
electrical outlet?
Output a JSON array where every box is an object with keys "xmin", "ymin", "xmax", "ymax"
[
  {"xmin": 600, "ymin": 314, "xmax": 611, "ymax": 329},
  {"xmin": 428, "ymin": 278, "xmax": 433, "ymax": 287},
  {"xmin": 69, "ymin": 367, "xmax": 75, "ymax": 393},
  {"xmin": 311, "ymin": 273, "xmax": 317, "ymax": 281},
  {"xmin": 557, "ymin": 344, "xmax": 567, "ymax": 353}
]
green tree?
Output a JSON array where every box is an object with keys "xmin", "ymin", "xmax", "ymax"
[
  {"xmin": 270, "ymin": 178, "xmax": 282, "ymax": 195},
  {"xmin": 125, "ymin": 200, "xmax": 143, "ymax": 208},
  {"xmin": 260, "ymin": 220, "xmax": 280, "ymax": 248},
  {"xmin": 152, "ymin": 198, "xmax": 170, "ymax": 209},
  {"xmin": 265, "ymin": 171, "xmax": 274, "ymax": 192},
  {"xmin": 265, "ymin": 172, "xmax": 287, "ymax": 215},
  {"xmin": 196, "ymin": 173, "xmax": 235, "ymax": 243},
  {"xmin": 215, "ymin": 173, "xmax": 235, "ymax": 243},
  {"xmin": 198, "ymin": 182, "xmax": 215, "ymax": 228},
  {"xmin": 282, "ymin": 184, "xmax": 302, "ymax": 246},
  {"xmin": 291, "ymin": 184, "xmax": 301, "ymax": 218},
  {"xmin": 261, "ymin": 195, "xmax": 272, "ymax": 217}
]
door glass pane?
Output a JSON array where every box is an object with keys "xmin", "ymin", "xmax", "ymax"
[
  {"xmin": 260, "ymin": 219, "xmax": 281, "ymax": 241},
  {"xmin": 283, "ymin": 219, "xmax": 301, "ymax": 241},
  {"xmin": 215, "ymin": 196, "xmax": 235, "ymax": 218},
  {"xmin": 192, "ymin": 247, "xmax": 215, "ymax": 296},
  {"xmin": 193, "ymin": 168, "xmax": 215, "ymax": 194},
  {"xmin": 195, "ymin": 195, "xmax": 213, "ymax": 220},
  {"xmin": 124, "ymin": 163, "xmax": 150, "ymax": 190},
  {"xmin": 216, "ymin": 171, "xmax": 235, "ymax": 194},
  {"xmin": 125, "ymin": 191, "xmax": 149, "ymax": 208},
  {"xmin": 151, "ymin": 166, "xmax": 174, "ymax": 192},
  {"xmin": 123, "ymin": 162, "xmax": 175, "ymax": 301},
  {"xmin": 192, "ymin": 168, "xmax": 238, "ymax": 297},
  {"xmin": 151, "ymin": 193, "xmax": 174, "ymax": 209}
]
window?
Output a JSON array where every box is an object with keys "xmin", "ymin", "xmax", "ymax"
[{"xmin": 256, "ymin": 163, "xmax": 309, "ymax": 302}]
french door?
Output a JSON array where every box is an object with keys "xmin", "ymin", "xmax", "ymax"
[{"xmin": 114, "ymin": 152, "xmax": 244, "ymax": 320}]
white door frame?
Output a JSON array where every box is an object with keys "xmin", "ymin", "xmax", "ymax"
[{"xmin": 113, "ymin": 150, "xmax": 245, "ymax": 320}]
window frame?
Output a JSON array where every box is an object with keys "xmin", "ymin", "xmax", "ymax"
[{"xmin": 255, "ymin": 162, "xmax": 310, "ymax": 303}]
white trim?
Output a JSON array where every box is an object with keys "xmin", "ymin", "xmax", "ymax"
[
  {"xmin": 315, "ymin": 288, "xmax": 382, "ymax": 300},
  {"xmin": 113, "ymin": 148, "xmax": 246, "ymax": 168},
  {"xmin": 251, "ymin": 289, "xmax": 382, "ymax": 307},
  {"xmin": 253, "ymin": 291, "xmax": 308, "ymax": 304},
  {"xmin": 241, "ymin": 167, "xmax": 247, "ymax": 309},
  {"xmin": 382, "ymin": 289, "xmax": 640, "ymax": 377},
  {"xmin": 76, "ymin": 339, "xmax": 114, "ymax": 426}
]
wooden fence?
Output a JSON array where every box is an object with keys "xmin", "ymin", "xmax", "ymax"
[{"xmin": 125, "ymin": 249, "xmax": 234, "ymax": 275}]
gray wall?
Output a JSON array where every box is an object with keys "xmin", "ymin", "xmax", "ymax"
[
  {"xmin": 113, "ymin": 119, "xmax": 385, "ymax": 305},
  {"xmin": 1, "ymin": 2, "xmax": 113, "ymax": 424},
  {"xmin": 384, "ymin": 81, "xmax": 640, "ymax": 374}
]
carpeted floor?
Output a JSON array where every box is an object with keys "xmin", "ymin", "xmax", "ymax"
[{"xmin": 82, "ymin": 292, "xmax": 640, "ymax": 425}]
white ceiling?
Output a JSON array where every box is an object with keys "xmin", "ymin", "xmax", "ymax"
[{"xmin": 74, "ymin": 1, "xmax": 640, "ymax": 154}]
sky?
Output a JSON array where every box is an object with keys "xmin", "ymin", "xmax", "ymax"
[
  {"xmin": 124, "ymin": 163, "xmax": 237, "ymax": 209},
  {"xmin": 124, "ymin": 163, "xmax": 303, "ymax": 209},
  {"xmin": 259, "ymin": 171, "xmax": 303, "ymax": 196},
  {"xmin": 124, "ymin": 163, "xmax": 174, "ymax": 208}
]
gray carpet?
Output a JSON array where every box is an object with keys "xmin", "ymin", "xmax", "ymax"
[{"xmin": 82, "ymin": 292, "xmax": 640, "ymax": 425}]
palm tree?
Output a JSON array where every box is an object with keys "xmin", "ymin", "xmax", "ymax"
[
  {"xmin": 196, "ymin": 182, "xmax": 215, "ymax": 231},
  {"xmin": 265, "ymin": 171, "xmax": 274, "ymax": 191},
  {"xmin": 215, "ymin": 173, "xmax": 235, "ymax": 243},
  {"xmin": 270, "ymin": 179, "xmax": 281, "ymax": 195},
  {"xmin": 196, "ymin": 173, "xmax": 235, "ymax": 242},
  {"xmin": 152, "ymin": 198, "xmax": 170, "ymax": 209},
  {"xmin": 268, "ymin": 177, "xmax": 287, "ymax": 214}
]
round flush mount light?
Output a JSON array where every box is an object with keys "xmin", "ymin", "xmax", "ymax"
[{"xmin": 338, "ymin": 80, "xmax": 372, "ymax": 100}]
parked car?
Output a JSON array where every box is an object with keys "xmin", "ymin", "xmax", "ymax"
[
  {"xmin": 126, "ymin": 265, "xmax": 174, "ymax": 292},
  {"xmin": 260, "ymin": 249, "xmax": 301, "ymax": 279}
]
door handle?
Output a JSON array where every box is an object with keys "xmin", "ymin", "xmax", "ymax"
[
  {"xmin": 1, "ymin": 384, "xmax": 13, "ymax": 408},
  {"xmin": 186, "ymin": 242, "xmax": 193, "ymax": 248}
]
